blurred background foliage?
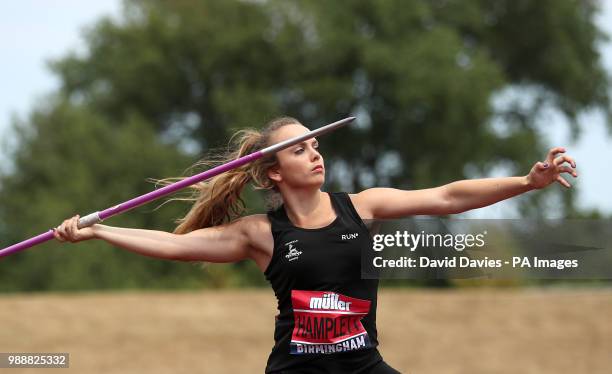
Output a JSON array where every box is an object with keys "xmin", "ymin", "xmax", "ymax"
[{"xmin": 1, "ymin": 0, "xmax": 610, "ymax": 291}]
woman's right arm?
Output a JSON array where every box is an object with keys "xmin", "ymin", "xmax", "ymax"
[{"xmin": 54, "ymin": 215, "xmax": 251, "ymax": 262}]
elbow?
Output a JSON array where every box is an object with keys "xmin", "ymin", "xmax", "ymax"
[
  {"xmin": 443, "ymin": 199, "xmax": 464, "ymax": 215},
  {"xmin": 165, "ymin": 251, "xmax": 183, "ymax": 261},
  {"xmin": 163, "ymin": 240, "xmax": 190, "ymax": 261},
  {"xmin": 441, "ymin": 187, "xmax": 471, "ymax": 215},
  {"xmin": 441, "ymin": 188, "xmax": 462, "ymax": 215}
]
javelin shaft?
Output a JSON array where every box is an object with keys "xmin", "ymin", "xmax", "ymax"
[{"xmin": 0, "ymin": 116, "xmax": 355, "ymax": 258}]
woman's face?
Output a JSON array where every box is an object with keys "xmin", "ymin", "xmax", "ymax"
[{"xmin": 267, "ymin": 123, "xmax": 325, "ymax": 190}]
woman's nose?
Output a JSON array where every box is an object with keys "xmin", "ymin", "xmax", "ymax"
[{"xmin": 311, "ymin": 150, "xmax": 321, "ymax": 160}]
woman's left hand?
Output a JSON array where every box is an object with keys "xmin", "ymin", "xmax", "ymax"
[{"xmin": 526, "ymin": 147, "xmax": 578, "ymax": 189}]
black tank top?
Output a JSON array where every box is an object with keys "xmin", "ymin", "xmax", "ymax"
[{"xmin": 264, "ymin": 191, "xmax": 383, "ymax": 373}]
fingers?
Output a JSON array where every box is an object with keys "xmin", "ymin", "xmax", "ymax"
[
  {"xmin": 56, "ymin": 219, "xmax": 68, "ymax": 241},
  {"xmin": 558, "ymin": 165, "xmax": 578, "ymax": 177},
  {"xmin": 552, "ymin": 154, "xmax": 578, "ymax": 177},
  {"xmin": 556, "ymin": 175, "xmax": 571, "ymax": 188},
  {"xmin": 67, "ymin": 215, "xmax": 78, "ymax": 238},
  {"xmin": 53, "ymin": 228, "xmax": 65, "ymax": 242},
  {"xmin": 553, "ymin": 155, "xmax": 576, "ymax": 169},
  {"xmin": 542, "ymin": 147, "xmax": 579, "ymax": 179},
  {"xmin": 75, "ymin": 215, "xmax": 81, "ymax": 230},
  {"xmin": 53, "ymin": 215, "xmax": 80, "ymax": 243},
  {"xmin": 55, "ymin": 220, "xmax": 68, "ymax": 242},
  {"xmin": 546, "ymin": 147, "xmax": 566, "ymax": 164}
]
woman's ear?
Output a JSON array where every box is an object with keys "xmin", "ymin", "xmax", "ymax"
[{"xmin": 268, "ymin": 166, "xmax": 282, "ymax": 184}]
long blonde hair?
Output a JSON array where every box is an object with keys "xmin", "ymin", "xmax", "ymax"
[{"xmin": 150, "ymin": 117, "xmax": 300, "ymax": 234}]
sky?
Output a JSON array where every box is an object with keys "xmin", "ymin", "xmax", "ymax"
[{"xmin": 0, "ymin": 0, "xmax": 610, "ymax": 218}]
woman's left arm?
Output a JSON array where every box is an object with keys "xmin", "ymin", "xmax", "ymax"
[
  {"xmin": 447, "ymin": 146, "xmax": 577, "ymax": 213},
  {"xmin": 352, "ymin": 147, "xmax": 578, "ymax": 219},
  {"xmin": 447, "ymin": 147, "xmax": 578, "ymax": 212}
]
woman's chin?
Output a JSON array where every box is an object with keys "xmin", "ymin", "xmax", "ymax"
[{"xmin": 307, "ymin": 178, "xmax": 325, "ymax": 188}]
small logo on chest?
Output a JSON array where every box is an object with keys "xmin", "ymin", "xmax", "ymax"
[
  {"xmin": 284, "ymin": 239, "xmax": 303, "ymax": 262},
  {"xmin": 341, "ymin": 232, "xmax": 359, "ymax": 240}
]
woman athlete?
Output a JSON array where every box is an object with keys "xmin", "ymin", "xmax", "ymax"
[{"xmin": 52, "ymin": 117, "xmax": 578, "ymax": 373}]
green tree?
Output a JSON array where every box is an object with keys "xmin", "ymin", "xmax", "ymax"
[{"xmin": 51, "ymin": 0, "xmax": 610, "ymax": 215}]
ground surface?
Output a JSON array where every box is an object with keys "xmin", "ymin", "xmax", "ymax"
[{"xmin": 0, "ymin": 288, "xmax": 610, "ymax": 373}]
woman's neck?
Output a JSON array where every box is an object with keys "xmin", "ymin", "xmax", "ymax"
[{"xmin": 282, "ymin": 189, "xmax": 335, "ymax": 228}]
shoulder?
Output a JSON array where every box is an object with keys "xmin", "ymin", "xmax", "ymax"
[
  {"xmin": 236, "ymin": 214, "xmax": 274, "ymax": 260},
  {"xmin": 346, "ymin": 190, "xmax": 377, "ymax": 220},
  {"xmin": 346, "ymin": 187, "xmax": 407, "ymax": 220},
  {"xmin": 237, "ymin": 214, "xmax": 272, "ymax": 237},
  {"xmin": 231, "ymin": 214, "xmax": 274, "ymax": 271}
]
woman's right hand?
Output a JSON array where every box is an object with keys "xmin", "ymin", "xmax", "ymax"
[{"xmin": 53, "ymin": 215, "xmax": 96, "ymax": 243}]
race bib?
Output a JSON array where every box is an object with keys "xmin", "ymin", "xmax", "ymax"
[{"xmin": 290, "ymin": 290, "xmax": 372, "ymax": 354}]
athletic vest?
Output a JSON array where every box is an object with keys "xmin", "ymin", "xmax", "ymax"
[{"xmin": 264, "ymin": 191, "xmax": 382, "ymax": 373}]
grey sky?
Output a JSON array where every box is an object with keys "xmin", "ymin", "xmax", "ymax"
[{"xmin": 0, "ymin": 0, "xmax": 610, "ymax": 218}]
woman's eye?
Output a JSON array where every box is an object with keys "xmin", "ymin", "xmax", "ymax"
[{"xmin": 295, "ymin": 144, "xmax": 318, "ymax": 154}]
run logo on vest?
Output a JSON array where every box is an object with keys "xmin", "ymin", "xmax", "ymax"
[{"xmin": 289, "ymin": 290, "xmax": 372, "ymax": 355}]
